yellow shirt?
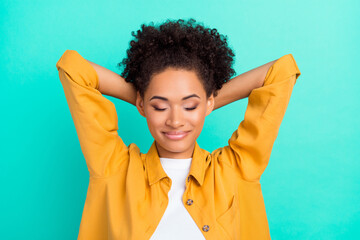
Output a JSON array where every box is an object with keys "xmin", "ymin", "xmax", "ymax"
[{"xmin": 56, "ymin": 50, "xmax": 301, "ymax": 240}]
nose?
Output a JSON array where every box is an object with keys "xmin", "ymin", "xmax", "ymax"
[{"xmin": 165, "ymin": 106, "xmax": 184, "ymax": 128}]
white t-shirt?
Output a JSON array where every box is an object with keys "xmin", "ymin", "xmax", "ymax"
[{"xmin": 149, "ymin": 157, "xmax": 206, "ymax": 239}]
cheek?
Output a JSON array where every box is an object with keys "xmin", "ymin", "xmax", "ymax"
[
  {"xmin": 146, "ymin": 114, "xmax": 162, "ymax": 127},
  {"xmin": 187, "ymin": 110, "xmax": 206, "ymax": 126},
  {"xmin": 145, "ymin": 110, "xmax": 167, "ymax": 130}
]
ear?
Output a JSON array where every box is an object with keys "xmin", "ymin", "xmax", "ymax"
[
  {"xmin": 205, "ymin": 93, "xmax": 215, "ymax": 116},
  {"xmin": 135, "ymin": 91, "xmax": 146, "ymax": 118}
]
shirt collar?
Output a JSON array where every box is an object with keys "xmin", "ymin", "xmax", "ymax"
[{"xmin": 145, "ymin": 140, "xmax": 209, "ymax": 186}]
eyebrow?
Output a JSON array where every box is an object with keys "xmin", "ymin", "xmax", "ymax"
[{"xmin": 150, "ymin": 94, "xmax": 200, "ymax": 101}]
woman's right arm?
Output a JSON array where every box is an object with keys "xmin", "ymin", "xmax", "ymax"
[
  {"xmin": 56, "ymin": 50, "xmax": 130, "ymax": 178},
  {"xmin": 86, "ymin": 60, "xmax": 137, "ymax": 106}
]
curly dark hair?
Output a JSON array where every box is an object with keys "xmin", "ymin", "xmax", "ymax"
[{"xmin": 117, "ymin": 18, "xmax": 236, "ymax": 99}]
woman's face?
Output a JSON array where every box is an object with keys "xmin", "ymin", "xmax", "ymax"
[{"xmin": 136, "ymin": 67, "xmax": 214, "ymax": 159}]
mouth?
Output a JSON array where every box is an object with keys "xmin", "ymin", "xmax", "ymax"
[{"xmin": 162, "ymin": 131, "xmax": 191, "ymax": 140}]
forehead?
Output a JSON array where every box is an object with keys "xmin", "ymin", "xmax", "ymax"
[{"xmin": 145, "ymin": 68, "xmax": 205, "ymax": 100}]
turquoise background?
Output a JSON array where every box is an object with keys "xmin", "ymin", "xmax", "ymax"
[{"xmin": 1, "ymin": 0, "xmax": 359, "ymax": 239}]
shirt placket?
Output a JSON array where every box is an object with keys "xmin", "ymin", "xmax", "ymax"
[{"xmin": 182, "ymin": 174, "xmax": 220, "ymax": 239}]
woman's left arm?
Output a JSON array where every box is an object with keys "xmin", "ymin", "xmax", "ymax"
[
  {"xmin": 213, "ymin": 59, "xmax": 277, "ymax": 110},
  {"xmin": 215, "ymin": 54, "xmax": 301, "ymax": 181}
]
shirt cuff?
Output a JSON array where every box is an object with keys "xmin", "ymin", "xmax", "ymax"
[
  {"xmin": 56, "ymin": 50, "xmax": 99, "ymax": 90},
  {"xmin": 263, "ymin": 53, "xmax": 301, "ymax": 86}
]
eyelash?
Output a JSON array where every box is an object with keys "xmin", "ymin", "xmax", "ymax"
[{"xmin": 153, "ymin": 106, "xmax": 197, "ymax": 111}]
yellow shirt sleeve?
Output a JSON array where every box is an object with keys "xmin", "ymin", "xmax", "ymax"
[
  {"xmin": 56, "ymin": 50, "xmax": 129, "ymax": 178},
  {"xmin": 220, "ymin": 53, "xmax": 301, "ymax": 181}
]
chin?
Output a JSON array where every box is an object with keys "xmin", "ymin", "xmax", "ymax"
[
  {"xmin": 160, "ymin": 141, "xmax": 189, "ymax": 151},
  {"xmin": 156, "ymin": 139, "xmax": 194, "ymax": 154}
]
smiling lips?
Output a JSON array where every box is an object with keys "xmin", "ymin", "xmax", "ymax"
[{"xmin": 163, "ymin": 131, "xmax": 190, "ymax": 140}]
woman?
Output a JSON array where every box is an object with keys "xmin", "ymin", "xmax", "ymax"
[{"xmin": 56, "ymin": 18, "xmax": 301, "ymax": 239}]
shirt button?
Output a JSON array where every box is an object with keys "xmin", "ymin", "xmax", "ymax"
[
  {"xmin": 186, "ymin": 199, "xmax": 193, "ymax": 205},
  {"xmin": 202, "ymin": 225, "xmax": 210, "ymax": 232}
]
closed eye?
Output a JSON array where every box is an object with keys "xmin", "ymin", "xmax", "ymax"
[
  {"xmin": 153, "ymin": 106, "xmax": 198, "ymax": 111},
  {"xmin": 153, "ymin": 107, "xmax": 166, "ymax": 111}
]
